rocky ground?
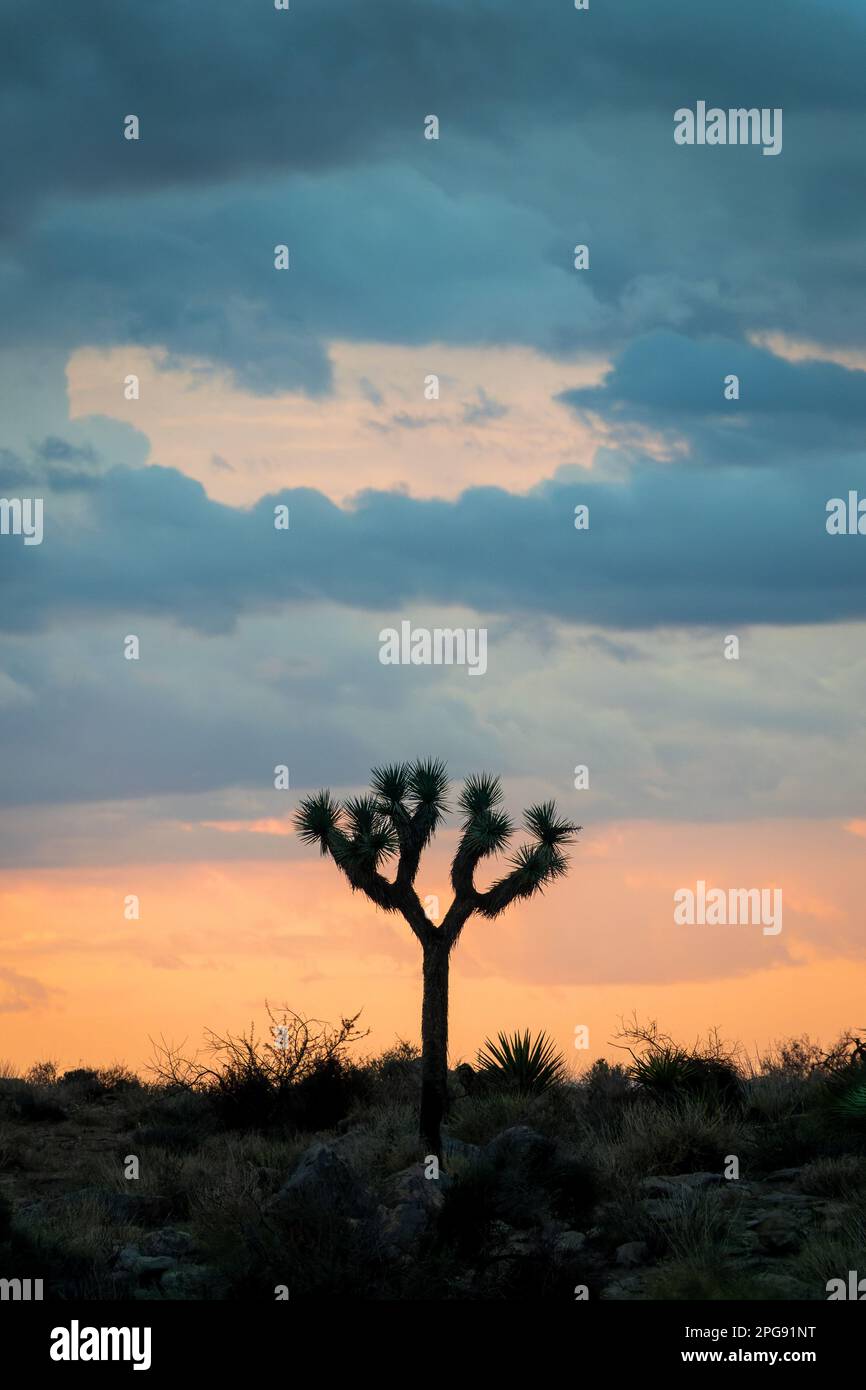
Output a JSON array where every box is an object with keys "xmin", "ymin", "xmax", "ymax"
[{"xmin": 2, "ymin": 1049, "xmax": 865, "ymax": 1300}]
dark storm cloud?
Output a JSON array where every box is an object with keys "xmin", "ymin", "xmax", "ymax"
[
  {"xmin": 2, "ymin": 432, "xmax": 865, "ymax": 636},
  {"xmin": 560, "ymin": 332, "xmax": 866, "ymax": 465},
  {"xmin": 1, "ymin": 1, "xmax": 865, "ymax": 388},
  {"xmin": 3, "ymin": 0, "xmax": 861, "ymax": 210}
]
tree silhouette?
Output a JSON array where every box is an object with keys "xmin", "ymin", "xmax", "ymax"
[{"xmin": 294, "ymin": 758, "xmax": 579, "ymax": 1158}]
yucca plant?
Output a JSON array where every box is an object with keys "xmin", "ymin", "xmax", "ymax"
[
  {"xmin": 295, "ymin": 760, "xmax": 579, "ymax": 1155},
  {"xmin": 476, "ymin": 1029, "xmax": 567, "ymax": 1095},
  {"xmin": 815, "ymin": 1032, "xmax": 866, "ymax": 1122},
  {"xmin": 628, "ymin": 1045, "xmax": 700, "ymax": 1097},
  {"xmin": 832, "ymin": 1079, "xmax": 866, "ymax": 1120}
]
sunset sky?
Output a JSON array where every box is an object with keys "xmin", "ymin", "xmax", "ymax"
[{"xmin": 2, "ymin": 0, "xmax": 866, "ymax": 1075}]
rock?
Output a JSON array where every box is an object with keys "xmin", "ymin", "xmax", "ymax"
[
  {"xmin": 616, "ymin": 1240, "xmax": 649, "ymax": 1268},
  {"xmin": 441, "ymin": 1134, "xmax": 481, "ymax": 1162},
  {"xmin": 483, "ymin": 1126, "xmax": 555, "ymax": 1170},
  {"xmin": 116, "ymin": 1245, "xmax": 177, "ymax": 1277},
  {"xmin": 159, "ymin": 1264, "xmax": 219, "ymax": 1298},
  {"xmin": 389, "ymin": 1166, "xmax": 450, "ymax": 1207},
  {"xmin": 275, "ymin": 1142, "xmax": 370, "ymax": 1218},
  {"xmin": 553, "ymin": 1230, "xmax": 586, "ymax": 1258},
  {"xmin": 139, "ymin": 1227, "xmax": 197, "ymax": 1258},
  {"xmin": 641, "ymin": 1198, "xmax": 678, "ymax": 1220},
  {"xmin": 750, "ymin": 1212, "xmax": 803, "ymax": 1255},
  {"xmin": 503, "ymin": 1231, "xmax": 535, "ymax": 1257},
  {"xmin": 602, "ymin": 1273, "xmax": 646, "ymax": 1299},
  {"xmin": 378, "ymin": 1164, "xmax": 447, "ymax": 1251},
  {"xmin": 658, "ymin": 1172, "xmax": 724, "ymax": 1189},
  {"xmin": 639, "ymin": 1177, "xmax": 679, "ymax": 1197}
]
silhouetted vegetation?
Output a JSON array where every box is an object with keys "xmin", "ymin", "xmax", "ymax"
[{"xmin": 3, "ymin": 1015, "xmax": 866, "ymax": 1300}]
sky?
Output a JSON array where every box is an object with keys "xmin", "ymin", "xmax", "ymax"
[{"xmin": 1, "ymin": 0, "xmax": 865, "ymax": 1075}]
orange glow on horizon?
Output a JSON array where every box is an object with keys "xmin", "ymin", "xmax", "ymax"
[{"xmin": 2, "ymin": 818, "xmax": 865, "ymax": 1076}]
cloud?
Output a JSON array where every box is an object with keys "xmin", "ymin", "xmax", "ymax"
[
  {"xmin": 0, "ymin": 966, "xmax": 58, "ymax": 1014},
  {"xmin": 560, "ymin": 332, "xmax": 866, "ymax": 463},
  {"xmin": 0, "ymin": 608, "xmax": 863, "ymax": 826},
  {"xmin": 3, "ymin": 1, "xmax": 866, "ymax": 389},
  {"xmin": 197, "ymin": 817, "xmax": 295, "ymax": 838},
  {"xmin": 2, "ymin": 442, "xmax": 866, "ymax": 635},
  {"xmin": 462, "ymin": 388, "xmax": 508, "ymax": 425}
]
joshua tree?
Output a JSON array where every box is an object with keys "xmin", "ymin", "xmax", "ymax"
[{"xmin": 294, "ymin": 758, "xmax": 578, "ymax": 1157}]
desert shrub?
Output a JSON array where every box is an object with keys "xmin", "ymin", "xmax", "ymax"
[
  {"xmin": 8, "ymin": 1086, "xmax": 68, "ymax": 1123},
  {"xmin": 796, "ymin": 1155, "xmax": 866, "ymax": 1198},
  {"xmin": 24, "ymin": 1060, "xmax": 58, "ymax": 1087},
  {"xmin": 151, "ymin": 1004, "xmax": 367, "ymax": 1134},
  {"xmin": 812, "ymin": 1032, "xmax": 866, "ymax": 1110},
  {"xmin": 124, "ymin": 1086, "xmax": 215, "ymax": 1154},
  {"xmin": 334, "ymin": 1101, "xmax": 420, "ymax": 1186},
  {"xmin": 147, "ymin": 1086, "xmax": 212, "ymax": 1122},
  {"xmin": 133, "ymin": 1122, "xmax": 205, "ymax": 1152},
  {"xmin": 591, "ymin": 1095, "xmax": 740, "ymax": 1181},
  {"xmin": 833, "ymin": 1080, "xmax": 866, "ymax": 1120},
  {"xmin": 615, "ymin": 1018, "xmax": 744, "ymax": 1110},
  {"xmin": 122, "ymin": 1145, "xmax": 190, "ymax": 1219},
  {"xmin": 747, "ymin": 1114, "xmax": 819, "ymax": 1171},
  {"xmin": 194, "ymin": 1177, "xmax": 386, "ymax": 1299},
  {"xmin": 208, "ymin": 1068, "xmax": 275, "ymax": 1131},
  {"xmin": 627, "ymin": 1044, "xmax": 742, "ymax": 1108},
  {"xmin": 746, "ymin": 1067, "xmax": 815, "ymax": 1122},
  {"xmin": 655, "ymin": 1186, "xmax": 737, "ymax": 1261},
  {"xmin": 579, "ymin": 1057, "xmax": 634, "ymax": 1118},
  {"xmin": 98, "ymin": 1064, "xmax": 142, "ymax": 1092},
  {"xmin": 543, "ymin": 1151, "xmax": 600, "ymax": 1226},
  {"xmin": 757, "ymin": 1036, "xmax": 823, "ymax": 1079},
  {"xmin": 58, "ymin": 1068, "xmax": 107, "ymax": 1102},
  {"xmin": 286, "ymin": 1055, "xmax": 366, "ymax": 1133},
  {"xmin": 436, "ymin": 1163, "xmax": 502, "ymax": 1258},
  {"xmin": 203, "ymin": 1053, "xmax": 364, "ymax": 1133},
  {"xmin": 798, "ymin": 1034, "xmax": 866, "ymax": 1147},
  {"xmin": 645, "ymin": 1259, "xmax": 791, "ymax": 1301},
  {"xmin": 56, "ymin": 1064, "xmax": 142, "ymax": 1102},
  {"xmin": 0, "ymin": 1124, "xmax": 40, "ymax": 1173},
  {"xmin": 629, "ymin": 1043, "xmax": 700, "ymax": 1094},
  {"xmin": 448, "ymin": 1091, "xmax": 545, "ymax": 1145},
  {"xmin": 0, "ymin": 1077, "xmax": 29, "ymax": 1112},
  {"xmin": 593, "ymin": 1183, "xmax": 660, "ymax": 1253},
  {"xmin": 361, "ymin": 1041, "xmax": 420, "ymax": 1108},
  {"xmin": 794, "ymin": 1213, "xmax": 866, "ymax": 1292},
  {"xmin": 476, "ymin": 1030, "xmax": 567, "ymax": 1095}
]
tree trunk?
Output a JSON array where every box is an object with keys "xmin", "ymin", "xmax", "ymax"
[{"xmin": 419, "ymin": 936, "xmax": 450, "ymax": 1159}]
